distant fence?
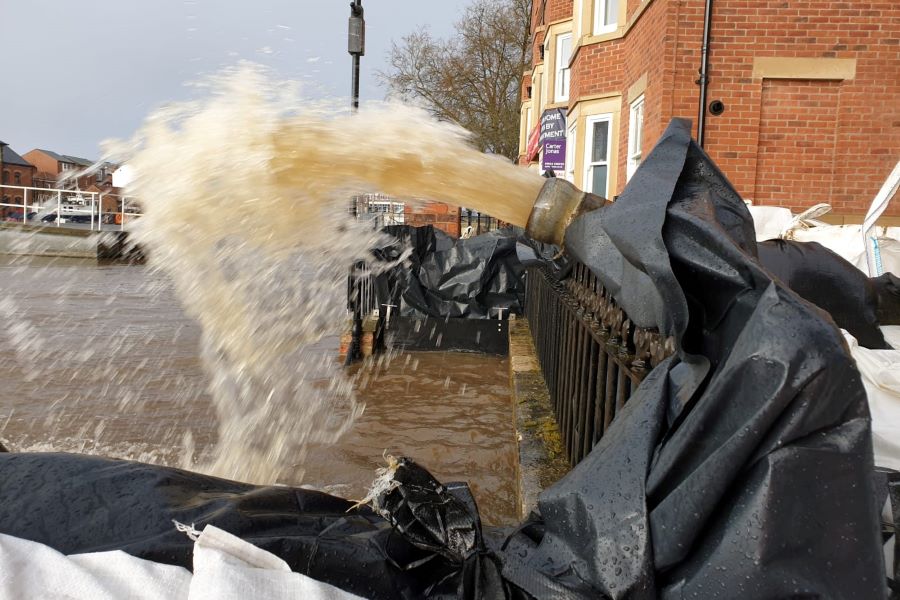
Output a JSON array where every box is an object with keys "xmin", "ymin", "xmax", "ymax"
[
  {"xmin": 0, "ymin": 184, "xmax": 141, "ymax": 231},
  {"xmin": 525, "ymin": 261, "xmax": 675, "ymax": 466},
  {"xmin": 353, "ymin": 194, "xmax": 405, "ymax": 230},
  {"xmin": 460, "ymin": 209, "xmax": 500, "ymax": 238}
]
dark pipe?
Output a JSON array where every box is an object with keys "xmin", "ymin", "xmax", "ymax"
[{"xmin": 697, "ymin": 0, "xmax": 713, "ymax": 147}]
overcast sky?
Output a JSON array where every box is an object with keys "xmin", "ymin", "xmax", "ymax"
[{"xmin": 1, "ymin": 1, "xmax": 464, "ymax": 159}]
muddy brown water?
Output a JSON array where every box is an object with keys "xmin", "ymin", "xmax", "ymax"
[{"xmin": 0, "ymin": 256, "xmax": 518, "ymax": 525}]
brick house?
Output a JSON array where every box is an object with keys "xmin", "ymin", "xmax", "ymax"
[
  {"xmin": 519, "ymin": 0, "xmax": 900, "ymax": 222},
  {"xmin": 0, "ymin": 141, "xmax": 37, "ymax": 219},
  {"xmin": 23, "ymin": 148, "xmax": 122, "ymax": 213},
  {"xmin": 404, "ymin": 201, "xmax": 461, "ymax": 237},
  {"xmin": 23, "ymin": 149, "xmax": 101, "ymax": 191}
]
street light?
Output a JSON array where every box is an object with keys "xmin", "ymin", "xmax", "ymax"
[{"xmin": 348, "ymin": 0, "xmax": 365, "ymax": 112}]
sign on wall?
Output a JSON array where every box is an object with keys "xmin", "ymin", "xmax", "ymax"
[{"xmin": 539, "ymin": 108, "xmax": 567, "ymax": 172}]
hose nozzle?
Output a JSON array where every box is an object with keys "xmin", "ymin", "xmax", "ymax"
[{"xmin": 525, "ymin": 178, "xmax": 607, "ymax": 246}]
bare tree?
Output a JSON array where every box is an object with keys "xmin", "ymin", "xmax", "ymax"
[{"xmin": 379, "ymin": 0, "xmax": 532, "ymax": 160}]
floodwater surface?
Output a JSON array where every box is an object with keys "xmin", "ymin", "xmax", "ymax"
[{"xmin": 0, "ymin": 256, "xmax": 518, "ymax": 525}]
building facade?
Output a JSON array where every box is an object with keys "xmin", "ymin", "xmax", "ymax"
[
  {"xmin": 0, "ymin": 141, "xmax": 37, "ymax": 219},
  {"xmin": 519, "ymin": 0, "xmax": 900, "ymax": 221}
]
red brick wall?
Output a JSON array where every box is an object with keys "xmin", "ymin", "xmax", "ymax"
[
  {"xmin": 673, "ymin": 0, "xmax": 900, "ymax": 217},
  {"xmin": 755, "ymin": 80, "xmax": 841, "ymax": 211},
  {"xmin": 1, "ymin": 164, "xmax": 35, "ymax": 218},
  {"xmin": 528, "ymin": 0, "xmax": 900, "ymax": 219},
  {"xmin": 404, "ymin": 201, "xmax": 461, "ymax": 238}
]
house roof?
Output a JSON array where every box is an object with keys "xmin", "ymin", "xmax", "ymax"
[
  {"xmin": 63, "ymin": 155, "xmax": 95, "ymax": 168},
  {"xmin": 1, "ymin": 145, "xmax": 35, "ymax": 168},
  {"xmin": 32, "ymin": 149, "xmax": 95, "ymax": 167}
]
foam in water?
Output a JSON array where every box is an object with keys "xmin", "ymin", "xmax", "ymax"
[{"xmin": 99, "ymin": 64, "xmax": 544, "ymax": 484}]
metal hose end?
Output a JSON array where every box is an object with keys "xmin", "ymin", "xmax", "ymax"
[{"xmin": 525, "ymin": 178, "xmax": 607, "ymax": 246}]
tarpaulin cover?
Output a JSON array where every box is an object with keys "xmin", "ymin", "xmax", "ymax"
[
  {"xmin": 0, "ymin": 119, "xmax": 887, "ymax": 599},
  {"xmin": 875, "ymin": 273, "xmax": 900, "ymax": 325},
  {"xmin": 372, "ymin": 226, "xmax": 525, "ymax": 319},
  {"xmin": 757, "ymin": 238, "xmax": 890, "ymax": 349},
  {"xmin": 0, "ymin": 452, "xmax": 514, "ymax": 600},
  {"xmin": 510, "ymin": 118, "xmax": 885, "ymax": 599}
]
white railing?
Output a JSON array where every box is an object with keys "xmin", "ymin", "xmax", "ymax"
[{"xmin": 0, "ymin": 184, "xmax": 141, "ymax": 232}]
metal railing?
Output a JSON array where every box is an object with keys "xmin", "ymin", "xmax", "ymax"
[
  {"xmin": 0, "ymin": 184, "xmax": 141, "ymax": 231},
  {"xmin": 460, "ymin": 209, "xmax": 500, "ymax": 238},
  {"xmin": 526, "ymin": 261, "xmax": 674, "ymax": 466}
]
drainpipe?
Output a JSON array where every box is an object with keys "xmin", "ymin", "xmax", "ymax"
[{"xmin": 696, "ymin": 0, "xmax": 714, "ymax": 147}]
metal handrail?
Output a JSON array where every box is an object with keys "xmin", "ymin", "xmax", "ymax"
[
  {"xmin": 0, "ymin": 184, "xmax": 141, "ymax": 231},
  {"xmin": 525, "ymin": 261, "xmax": 674, "ymax": 465}
]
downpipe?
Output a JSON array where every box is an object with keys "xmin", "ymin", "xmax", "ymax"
[{"xmin": 697, "ymin": 0, "xmax": 714, "ymax": 148}]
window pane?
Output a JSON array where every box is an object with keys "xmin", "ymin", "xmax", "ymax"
[
  {"xmin": 591, "ymin": 121, "xmax": 608, "ymax": 163},
  {"xmin": 591, "ymin": 165, "xmax": 608, "ymax": 196},
  {"xmin": 560, "ymin": 35, "xmax": 572, "ymax": 61},
  {"xmin": 605, "ymin": 0, "xmax": 618, "ymax": 26}
]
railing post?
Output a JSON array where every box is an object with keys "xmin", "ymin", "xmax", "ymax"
[
  {"xmin": 56, "ymin": 190, "xmax": 61, "ymax": 227},
  {"xmin": 22, "ymin": 188, "xmax": 28, "ymax": 224}
]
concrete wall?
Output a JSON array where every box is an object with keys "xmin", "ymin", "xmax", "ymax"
[{"xmin": 0, "ymin": 226, "xmax": 97, "ymax": 259}]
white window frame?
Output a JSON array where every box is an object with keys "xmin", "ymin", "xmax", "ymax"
[
  {"xmin": 565, "ymin": 123, "xmax": 577, "ymax": 183},
  {"xmin": 583, "ymin": 114, "xmax": 613, "ymax": 198},
  {"xmin": 593, "ymin": 0, "xmax": 619, "ymax": 35},
  {"xmin": 554, "ymin": 33, "xmax": 572, "ymax": 103},
  {"xmin": 627, "ymin": 95, "xmax": 644, "ymax": 181}
]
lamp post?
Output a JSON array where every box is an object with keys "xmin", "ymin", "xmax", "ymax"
[
  {"xmin": 348, "ymin": 0, "xmax": 365, "ymax": 113},
  {"xmin": 345, "ymin": 1, "xmax": 366, "ymax": 365}
]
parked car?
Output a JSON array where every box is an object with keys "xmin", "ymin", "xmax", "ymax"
[{"xmin": 40, "ymin": 213, "xmax": 66, "ymax": 223}]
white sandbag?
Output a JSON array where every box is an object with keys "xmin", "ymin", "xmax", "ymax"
[
  {"xmin": 747, "ymin": 205, "xmax": 793, "ymax": 241},
  {"xmin": 0, "ymin": 534, "xmax": 191, "ymax": 600},
  {"xmin": 189, "ymin": 525, "xmax": 362, "ymax": 600},
  {"xmin": 0, "ymin": 525, "xmax": 363, "ymax": 600},
  {"xmin": 843, "ymin": 326, "xmax": 900, "ymax": 471},
  {"xmin": 791, "ymin": 224, "xmax": 868, "ymax": 269}
]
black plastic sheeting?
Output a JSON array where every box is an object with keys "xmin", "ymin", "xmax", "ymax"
[
  {"xmin": 0, "ymin": 452, "xmax": 515, "ymax": 600},
  {"xmin": 372, "ymin": 225, "xmax": 525, "ymax": 319},
  {"xmin": 757, "ymin": 238, "xmax": 891, "ymax": 349},
  {"xmin": 511, "ymin": 118, "xmax": 885, "ymax": 598},
  {"xmin": 0, "ymin": 119, "xmax": 889, "ymax": 599},
  {"xmin": 874, "ymin": 272, "xmax": 900, "ymax": 326}
]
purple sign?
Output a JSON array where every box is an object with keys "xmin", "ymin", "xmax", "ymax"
[
  {"xmin": 539, "ymin": 108, "xmax": 567, "ymax": 173},
  {"xmin": 542, "ymin": 139, "xmax": 567, "ymax": 172}
]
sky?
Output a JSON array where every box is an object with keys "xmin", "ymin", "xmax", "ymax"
[{"xmin": 1, "ymin": 0, "xmax": 464, "ymax": 159}]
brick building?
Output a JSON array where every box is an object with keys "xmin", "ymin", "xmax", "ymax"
[
  {"xmin": 23, "ymin": 149, "xmax": 102, "ymax": 190},
  {"xmin": 0, "ymin": 141, "xmax": 37, "ymax": 219},
  {"xmin": 519, "ymin": 0, "xmax": 900, "ymax": 221},
  {"xmin": 23, "ymin": 148, "xmax": 121, "ymax": 213},
  {"xmin": 404, "ymin": 201, "xmax": 461, "ymax": 237}
]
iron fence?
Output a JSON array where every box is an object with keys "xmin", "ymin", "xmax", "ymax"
[
  {"xmin": 525, "ymin": 261, "xmax": 674, "ymax": 466},
  {"xmin": 460, "ymin": 209, "xmax": 500, "ymax": 238}
]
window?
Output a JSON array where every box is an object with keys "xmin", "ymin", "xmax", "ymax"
[
  {"xmin": 593, "ymin": 0, "xmax": 619, "ymax": 34},
  {"xmin": 1, "ymin": 170, "xmax": 7, "ymax": 184},
  {"xmin": 565, "ymin": 123, "xmax": 577, "ymax": 183},
  {"xmin": 627, "ymin": 95, "xmax": 644, "ymax": 181},
  {"xmin": 14, "ymin": 172, "xmax": 21, "ymax": 184},
  {"xmin": 554, "ymin": 34, "xmax": 572, "ymax": 103},
  {"xmin": 584, "ymin": 114, "xmax": 612, "ymax": 198},
  {"xmin": 60, "ymin": 162, "xmax": 72, "ymax": 171}
]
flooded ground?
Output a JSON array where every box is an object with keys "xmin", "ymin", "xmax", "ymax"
[{"xmin": 0, "ymin": 255, "xmax": 518, "ymax": 525}]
